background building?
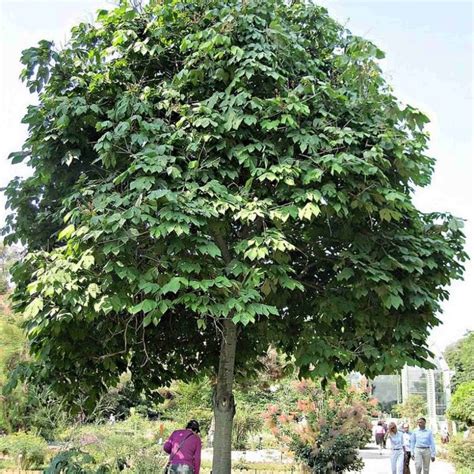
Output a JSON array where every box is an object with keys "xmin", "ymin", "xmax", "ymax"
[{"xmin": 369, "ymin": 353, "xmax": 452, "ymax": 433}]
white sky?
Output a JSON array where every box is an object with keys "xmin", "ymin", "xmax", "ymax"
[{"xmin": 0, "ymin": 1, "xmax": 472, "ymax": 350}]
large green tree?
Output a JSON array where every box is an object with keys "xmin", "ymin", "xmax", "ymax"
[{"xmin": 3, "ymin": 0, "xmax": 466, "ymax": 471}]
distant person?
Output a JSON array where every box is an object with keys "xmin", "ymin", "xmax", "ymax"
[
  {"xmin": 163, "ymin": 419, "xmax": 201, "ymax": 474},
  {"xmin": 441, "ymin": 426, "xmax": 449, "ymax": 444},
  {"xmin": 401, "ymin": 423, "xmax": 412, "ymax": 474},
  {"xmin": 385, "ymin": 422, "xmax": 404, "ymax": 474},
  {"xmin": 410, "ymin": 417, "xmax": 436, "ymax": 474},
  {"xmin": 375, "ymin": 420, "xmax": 386, "ymax": 453}
]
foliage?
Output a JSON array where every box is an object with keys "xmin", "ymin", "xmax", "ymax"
[
  {"xmin": 97, "ymin": 375, "xmax": 160, "ymax": 420},
  {"xmin": 0, "ymin": 312, "xmax": 72, "ymax": 438},
  {"xmin": 3, "ymin": 385, "xmax": 72, "ymax": 440},
  {"xmin": 3, "ymin": 1, "xmax": 467, "ymax": 467},
  {"xmin": 447, "ymin": 433, "xmax": 474, "ymax": 473},
  {"xmin": 56, "ymin": 411, "xmax": 170, "ymax": 472},
  {"xmin": 445, "ymin": 332, "xmax": 474, "ymax": 392},
  {"xmin": 265, "ymin": 380, "xmax": 375, "ymax": 473},
  {"xmin": 159, "ymin": 378, "xmax": 213, "ymax": 428},
  {"xmin": 0, "ymin": 317, "xmax": 25, "ymax": 386},
  {"xmin": 232, "ymin": 407, "xmax": 263, "ymax": 449},
  {"xmin": 447, "ymin": 381, "xmax": 474, "ymax": 427},
  {"xmin": 45, "ymin": 449, "xmax": 109, "ymax": 474},
  {"xmin": 392, "ymin": 394, "xmax": 427, "ymax": 427},
  {"xmin": 0, "ymin": 432, "xmax": 48, "ymax": 470}
]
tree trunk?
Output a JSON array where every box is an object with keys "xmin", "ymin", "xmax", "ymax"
[{"xmin": 211, "ymin": 318, "xmax": 238, "ymax": 473}]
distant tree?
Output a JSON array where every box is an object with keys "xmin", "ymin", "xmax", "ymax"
[
  {"xmin": 392, "ymin": 395, "xmax": 427, "ymax": 426},
  {"xmin": 445, "ymin": 332, "xmax": 474, "ymax": 391},
  {"xmin": 447, "ymin": 381, "xmax": 474, "ymax": 427},
  {"xmin": 3, "ymin": 0, "xmax": 467, "ymax": 471}
]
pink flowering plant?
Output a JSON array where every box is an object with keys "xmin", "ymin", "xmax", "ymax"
[{"xmin": 264, "ymin": 380, "xmax": 376, "ymax": 473}]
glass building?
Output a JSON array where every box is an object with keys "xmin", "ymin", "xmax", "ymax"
[{"xmin": 368, "ymin": 353, "xmax": 452, "ymax": 433}]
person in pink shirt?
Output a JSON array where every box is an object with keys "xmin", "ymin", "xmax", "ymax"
[{"xmin": 163, "ymin": 419, "xmax": 202, "ymax": 474}]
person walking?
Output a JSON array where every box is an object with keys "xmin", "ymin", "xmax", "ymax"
[
  {"xmin": 163, "ymin": 419, "xmax": 202, "ymax": 474},
  {"xmin": 441, "ymin": 426, "xmax": 450, "ymax": 444},
  {"xmin": 410, "ymin": 417, "xmax": 436, "ymax": 474},
  {"xmin": 385, "ymin": 422, "xmax": 404, "ymax": 474},
  {"xmin": 401, "ymin": 423, "xmax": 412, "ymax": 474},
  {"xmin": 374, "ymin": 420, "xmax": 386, "ymax": 454}
]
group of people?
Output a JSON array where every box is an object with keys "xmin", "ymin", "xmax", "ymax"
[{"xmin": 376, "ymin": 417, "xmax": 437, "ymax": 474}]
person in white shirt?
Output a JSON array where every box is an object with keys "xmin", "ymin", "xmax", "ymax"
[{"xmin": 385, "ymin": 422, "xmax": 404, "ymax": 474}]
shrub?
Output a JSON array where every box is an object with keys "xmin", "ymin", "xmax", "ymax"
[
  {"xmin": 0, "ymin": 432, "xmax": 48, "ymax": 469},
  {"xmin": 56, "ymin": 412, "xmax": 171, "ymax": 472},
  {"xmin": 232, "ymin": 408, "xmax": 263, "ymax": 449},
  {"xmin": 44, "ymin": 449, "xmax": 109, "ymax": 473},
  {"xmin": 447, "ymin": 433, "xmax": 474, "ymax": 472},
  {"xmin": 265, "ymin": 380, "xmax": 373, "ymax": 473},
  {"xmin": 131, "ymin": 443, "xmax": 168, "ymax": 473},
  {"xmin": 392, "ymin": 395, "xmax": 428, "ymax": 427},
  {"xmin": 447, "ymin": 381, "xmax": 474, "ymax": 427}
]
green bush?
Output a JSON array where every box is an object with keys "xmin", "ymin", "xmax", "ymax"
[
  {"xmin": 392, "ymin": 395, "xmax": 427, "ymax": 427},
  {"xmin": 447, "ymin": 381, "xmax": 474, "ymax": 427},
  {"xmin": 0, "ymin": 432, "xmax": 48, "ymax": 469},
  {"xmin": 232, "ymin": 408, "xmax": 263, "ymax": 449},
  {"xmin": 131, "ymin": 443, "xmax": 168, "ymax": 473},
  {"xmin": 448, "ymin": 434, "xmax": 474, "ymax": 473},
  {"xmin": 45, "ymin": 449, "xmax": 110, "ymax": 474},
  {"xmin": 56, "ymin": 412, "xmax": 171, "ymax": 472}
]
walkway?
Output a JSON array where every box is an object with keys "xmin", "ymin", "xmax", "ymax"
[
  {"xmin": 353, "ymin": 444, "xmax": 455, "ymax": 474},
  {"xmin": 201, "ymin": 445, "xmax": 456, "ymax": 473}
]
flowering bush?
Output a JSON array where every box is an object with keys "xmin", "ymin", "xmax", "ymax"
[{"xmin": 264, "ymin": 380, "xmax": 375, "ymax": 473}]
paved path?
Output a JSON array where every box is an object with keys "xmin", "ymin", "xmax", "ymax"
[
  {"xmin": 353, "ymin": 444, "xmax": 455, "ymax": 474},
  {"xmin": 202, "ymin": 445, "xmax": 456, "ymax": 473}
]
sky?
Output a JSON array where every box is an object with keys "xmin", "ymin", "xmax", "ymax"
[{"xmin": 0, "ymin": 0, "xmax": 472, "ymax": 351}]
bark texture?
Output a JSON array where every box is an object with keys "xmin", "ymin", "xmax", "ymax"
[{"xmin": 211, "ymin": 319, "xmax": 237, "ymax": 473}]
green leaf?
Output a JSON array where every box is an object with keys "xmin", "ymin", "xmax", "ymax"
[
  {"xmin": 24, "ymin": 297, "xmax": 44, "ymax": 319},
  {"xmin": 337, "ymin": 268, "xmax": 354, "ymax": 281},
  {"xmin": 298, "ymin": 203, "xmax": 320, "ymax": 221},
  {"xmin": 58, "ymin": 224, "xmax": 75, "ymax": 240},
  {"xmin": 130, "ymin": 299, "xmax": 158, "ymax": 315},
  {"xmin": 160, "ymin": 277, "xmax": 182, "ymax": 295},
  {"xmin": 8, "ymin": 151, "xmax": 29, "ymax": 164}
]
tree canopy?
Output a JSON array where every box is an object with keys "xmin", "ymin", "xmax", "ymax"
[
  {"xmin": 3, "ymin": 0, "xmax": 467, "ymax": 469},
  {"xmin": 445, "ymin": 331, "xmax": 474, "ymax": 392}
]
